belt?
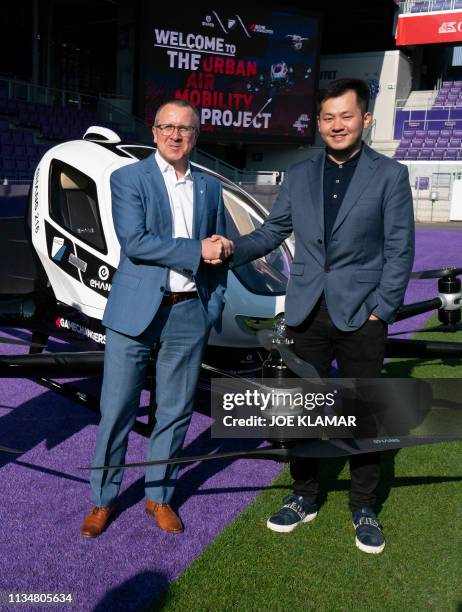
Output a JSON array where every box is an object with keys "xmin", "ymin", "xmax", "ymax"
[{"xmin": 161, "ymin": 290, "xmax": 198, "ymax": 305}]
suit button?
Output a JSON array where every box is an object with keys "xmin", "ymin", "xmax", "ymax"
[
  {"xmin": 160, "ymin": 286, "xmax": 165, "ymax": 292},
  {"xmin": 324, "ymin": 265, "xmax": 330, "ymax": 272},
  {"xmin": 317, "ymin": 239, "xmax": 323, "ymax": 244}
]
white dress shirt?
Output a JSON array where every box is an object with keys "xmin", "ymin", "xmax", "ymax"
[{"xmin": 155, "ymin": 151, "xmax": 196, "ymax": 292}]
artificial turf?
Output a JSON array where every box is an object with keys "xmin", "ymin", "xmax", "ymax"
[{"xmin": 147, "ymin": 322, "xmax": 462, "ymax": 612}]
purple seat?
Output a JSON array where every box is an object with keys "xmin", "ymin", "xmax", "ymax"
[
  {"xmin": 15, "ymin": 144, "xmax": 26, "ymax": 157},
  {"xmin": 444, "ymin": 149, "xmax": 457, "ymax": 159},
  {"xmin": 394, "ymin": 150, "xmax": 406, "ymax": 159},
  {"xmin": 407, "ymin": 148, "xmax": 420, "ymax": 159},
  {"xmin": 412, "ymin": 138, "xmax": 424, "ymax": 146},
  {"xmin": 403, "ymin": 130, "xmax": 416, "ymax": 138},
  {"xmin": 15, "ymin": 159, "xmax": 29, "ymax": 172},
  {"xmin": 2, "ymin": 158, "xmax": 16, "ymax": 171},
  {"xmin": 26, "ymin": 144, "xmax": 38, "ymax": 158},
  {"xmin": 424, "ymin": 138, "xmax": 436, "ymax": 146},
  {"xmin": 11, "ymin": 131, "xmax": 24, "ymax": 144},
  {"xmin": 427, "ymin": 130, "xmax": 440, "ymax": 138},
  {"xmin": 415, "ymin": 130, "xmax": 426, "ymax": 138},
  {"xmin": 441, "ymin": 129, "xmax": 452, "ymax": 137},
  {"xmin": 453, "ymin": 129, "xmax": 462, "ymax": 137},
  {"xmin": 0, "ymin": 132, "xmax": 13, "ymax": 144},
  {"xmin": 449, "ymin": 138, "xmax": 462, "ymax": 147},
  {"xmin": 401, "ymin": 138, "xmax": 412, "ymax": 147},
  {"xmin": 437, "ymin": 138, "xmax": 449, "ymax": 146},
  {"xmin": 419, "ymin": 149, "xmax": 432, "ymax": 160},
  {"xmin": 415, "ymin": 176, "xmax": 430, "ymax": 189},
  {"xmin": 431, "ymin": 150, "xmax": 444, "ymax": 159},
  {"xmin": 442, "ymin": 81, "xmax": 454, "ymax": 87},
  {"xmin": 433, "ymin": 0, "xmax": 452, "ymax": 10},
  {"xmin": 2, "ymin": 144, "xmax": 14, "ymax": 156},
  {"xmin": 22, "ymin": 132, "xmax": 34, "ymax": 144}
]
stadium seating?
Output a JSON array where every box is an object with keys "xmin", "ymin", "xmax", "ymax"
[
  {"xmin": 394, "ymin": 80, "xmax": 462, "ymax": 159},
  {"xmin": 408, "ymin": 0, "xmax": 462, "ymax": 11},
  {"xmin": 0, "ymin": 88, "xmax": 135, "ymax": 182}
]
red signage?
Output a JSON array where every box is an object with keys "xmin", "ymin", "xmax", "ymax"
[{"xmin": 397, "ymin": 11, "xmax": 462, "ymax": 45}]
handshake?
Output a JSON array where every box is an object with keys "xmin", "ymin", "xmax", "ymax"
[{"xmin": 201, "ymin": 235, "xmax": 234, "ymax": 265}]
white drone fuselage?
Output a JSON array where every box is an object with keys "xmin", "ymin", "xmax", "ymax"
[{"xmin": 31, "ymin": 133, "xmax": 291, "ymax": 350}]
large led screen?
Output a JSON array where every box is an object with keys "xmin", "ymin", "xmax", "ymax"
[{"xmin": 140, "ymin": 5, "xmax": 321, "ymax": 143}]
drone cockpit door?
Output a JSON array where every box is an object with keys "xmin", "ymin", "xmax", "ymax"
[{"xmin": 49, "ymin": 161, "xmax": 107, "ymax": 253}]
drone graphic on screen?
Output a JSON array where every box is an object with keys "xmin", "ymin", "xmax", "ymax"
[{"xmin": 0, "ymin": 127, "xmax": 461, "ymax": 470}]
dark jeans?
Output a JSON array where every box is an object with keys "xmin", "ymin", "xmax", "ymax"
[{"xmin": 286, "ymin": 306, "xmax": 387, "ymax": 513}]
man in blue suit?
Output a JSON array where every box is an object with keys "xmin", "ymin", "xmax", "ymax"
[
  {"xmin": 217, "ymin": 79, "xmax": 414, "ymax": 553},
  {"xmin": 81, "ymin": 100, "xmax": 230, "ymax": 537}
]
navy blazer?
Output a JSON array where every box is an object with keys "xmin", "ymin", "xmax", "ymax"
[
  {"xmin": 232, "ymin": 144, "xmax": 415, "ymax": 331},
  {"xmin": 103, "ymin": 153, "xmax": 227, "ymax": 336}
]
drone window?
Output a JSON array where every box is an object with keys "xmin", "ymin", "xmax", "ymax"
[
  {"xmin": 222, "ymin": 188, "xmax": 290, "ymax": 296},
  {"xmin": 49, "ymin": 160, "xmax": 107, "ymax": 253}
]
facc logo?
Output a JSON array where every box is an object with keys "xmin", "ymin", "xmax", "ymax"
[
  {"xmin": 438, "ymin": 21, "xmax": 457, "ymax": 33},
  {"xmin": 202, "ymin": 14, "xmax": 214, "ymax": 28}
]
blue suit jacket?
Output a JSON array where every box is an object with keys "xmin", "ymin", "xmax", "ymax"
[
  {"xmin": 232, "ymin": 144, "xmax": 415, "ymax": 331},
  {"xmin": 103, "ymin": 153, "xmax": 227, "ymax": 336}
]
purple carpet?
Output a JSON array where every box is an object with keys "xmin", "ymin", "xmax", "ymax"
[{"xmin": 0, "ymin": 228, "xmax": 460, "ymax": 611}]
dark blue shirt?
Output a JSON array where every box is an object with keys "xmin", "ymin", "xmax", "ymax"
[
  {"xmin": 319, "ymin": 147, "xmax": 361, "ymax": 310},
  {"xmin": 323, "ymin": 148, "xmax": 361, "ymax": 247}
]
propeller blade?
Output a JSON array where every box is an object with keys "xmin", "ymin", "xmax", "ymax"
[
  {"xmin": 80, "ymin": 431, "xmax": 462, "ymax": 472},
  {"xmin": 256, "ymin": 330, "xmax": 319, "ymax": 379},
  {"xmin": 389, "ymin": 323, "xmax": 462, "ymax": 337},
  {"xmin": 80, "ymin": 447, "xmax": 291, "ymax": 470},
  {"xmin": 327, "ymin": 436, "xmax": 461, "ymax": 454},
  {"xmin": 410, "ymin": 266, "xmax": 462, "ymax": 279},
  {"xmin": 0, "ymin": 336, "xmax": 47, "ymax": 348},
  {"xmin": 276, "ymin": 345, "xmax": 320, "ymax": 379},
  {"xmin": 0, "ymin": 445, "xmax": 23, "ymax": 454},
  {"xmin": 257, "ymin": 329, "xmax": 282, "ymax": 351}
]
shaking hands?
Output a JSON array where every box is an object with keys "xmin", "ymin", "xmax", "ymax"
[{"xmin": 201, "ymin": 235, "xmax": 234, "ymax": 265}]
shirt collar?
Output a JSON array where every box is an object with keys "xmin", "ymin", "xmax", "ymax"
[
  {"xmin": 155, "ymin": 151, "xmax": 192, "ymax": 180},
  {"xmin": 325, "ymin": 144, "xmax": 363, "ymax": 168}
]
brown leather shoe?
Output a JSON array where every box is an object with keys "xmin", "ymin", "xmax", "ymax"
[
  {"xmin": 80, "ymin": 505, "xmax": 115, "ymax": 538},
  {"xmin": 145, "ymin": 499, "xmax": 183, "ymax": 533}
]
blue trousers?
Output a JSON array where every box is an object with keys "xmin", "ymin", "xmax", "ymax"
[{"xmin": 91, "ymin": 297, "xmax": 211, "ymax": 506}]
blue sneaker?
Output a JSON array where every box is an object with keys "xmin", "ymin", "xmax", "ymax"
[
  {"xmin": 352, "ymin": 507, "xmax": 385, "ymax": 554},
  {"xmin": 267, "ymin": 494, "xmax": 318, "ymax": 533}
]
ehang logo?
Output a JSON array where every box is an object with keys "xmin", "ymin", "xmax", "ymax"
[
  {"xmin": 438, "ymin": 21, "xmax": 457, "ymax": 34},
  {"xmin": 98, "ymin": 265, "xmax": 109, "ymax": 281}
]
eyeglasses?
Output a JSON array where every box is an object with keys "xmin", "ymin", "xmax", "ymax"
[{"xmin": 154, "ymin": 124, "xmax": 197, "ymax": 136}]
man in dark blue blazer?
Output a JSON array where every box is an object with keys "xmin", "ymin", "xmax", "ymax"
[
  {"xmin": 81, "ymin": 100, "xmax": 230, "ymax": 537},
  {"xmin": 220, "ymin": 79, "xmax": 414, "ymax": 553}
]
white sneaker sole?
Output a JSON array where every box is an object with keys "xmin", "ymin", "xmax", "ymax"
[
  {"xmin": 355, "ymin": 536, "xmax": 385, "ymax": 554},
  {"xmin": 267, "ymin": 511, "xmax": 318, "ymax": 533}
]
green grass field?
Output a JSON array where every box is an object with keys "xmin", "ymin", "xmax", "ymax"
[{"xmin": 148, "ymin": 322, "xmax": 462, "ymax": 612}]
